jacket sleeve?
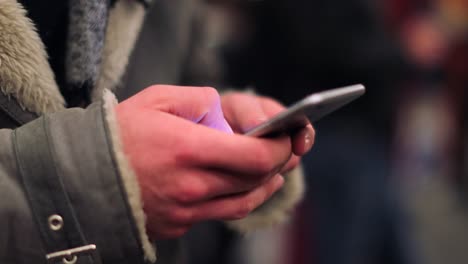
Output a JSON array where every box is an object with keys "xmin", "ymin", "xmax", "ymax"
[
  {"xmin": 0, "ymin": 91, "xmax": 155, "ymax": 264},
  {"xmin": 225, "ymin": 166, "xmax": 305, "ymax": 232}
]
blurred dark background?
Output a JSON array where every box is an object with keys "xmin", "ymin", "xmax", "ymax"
[{"xmin": 122, "ymin": 0, "xmax": 467, "ymax": 263}]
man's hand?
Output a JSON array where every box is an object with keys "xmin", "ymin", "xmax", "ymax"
[
  {"xmin": 221, "ymin": 92, "xmax": 315, "ymax": 174},
  {"xmin": 115, "ymin": 85, "xmax": 294, "ymax": 240}
]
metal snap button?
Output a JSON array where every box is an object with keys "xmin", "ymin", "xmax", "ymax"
[{"xmin": 48, "ymin": 214, "xmax": 64, "ymax": 231}]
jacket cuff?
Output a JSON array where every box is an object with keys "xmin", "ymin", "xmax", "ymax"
[
  {"xmin": 226, "ymin": 165, "xmax": 306, "ymax": 233},
  {"xmin": 13, "ymin": 95, "xmax": 151, "ymax": 263},
  {"xmin": 101, "ymin": 90, "xmax": 156, "ymax": 263}
]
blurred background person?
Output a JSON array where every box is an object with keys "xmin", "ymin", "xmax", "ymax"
[{"xmin": 387, "ymin": 0, "xmax": 468, "ymax": 263}]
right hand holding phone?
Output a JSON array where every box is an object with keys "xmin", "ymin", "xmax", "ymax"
[
  {"xmin": 221, "ymin": 92, "xmax": 315, "ymax": 172},
  {"xmin": 115, "ymin": 85, "xmax": 301, "ymax": 240}
]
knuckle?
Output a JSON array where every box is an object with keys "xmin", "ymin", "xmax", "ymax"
[
  {"xmin": 173, "ymin": 136, "xmax": 207, "ymax": 165},
  {"xmin": 162, "ymin": 226, "xmax": 190, "ymax": 239},
  {"xmin": 201, "ymin": 87, "xmax": 220, "ymax": 101},
  {"xmin": 283, "ymin": 156, "xmax": 299, "ymax": 173},
  {"xmin": 266, "ymin": 181, "xmax": 280, "ymax": 199},
  {"xmin": 147, "ymin": 84, "xmax": 167, "ymax": 93},
  {"xmin": 173, "ymin": 180, "xmax": 206, "ymax": 204},
  {"xmin": 174, "ymin": 144, "xmax": 197, "ymax": 164},
  {"xmin": 254, "ymin": 149, "xmax": 276, "ymax": 174},
  {"xmin": 232, "ymin": 200, "xmax": 255, "ymax": 220},
  {"xmin": 290, "ymin": 156, "xmax": 300, "ymax": 168},
  {"xmin": 167, "ymin": 208, "xmax": 194, "ymax": 224},
  {"xmin": 176, "ymin": 189, "xmax": 200, "ymax": 204},
  {"xmin": 172, "ymin": 227, "xmax": 189, "ymax": 237},
  {"xmin": 245, "ymin": 116, "xmax": 265, "ymax": 129},
  {"xmin": 223, "ymin": 91, "xmax": 243, "ymax": 101}
]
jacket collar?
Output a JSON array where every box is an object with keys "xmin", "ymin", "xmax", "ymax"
[{"xmin": 0, "ymin": 0, "xmax": 147, "ymax": 115}]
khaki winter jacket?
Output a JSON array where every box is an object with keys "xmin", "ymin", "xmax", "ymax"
[{"xmin": 0, "ymin": 0, "xmax": 304, "ymax": 263}]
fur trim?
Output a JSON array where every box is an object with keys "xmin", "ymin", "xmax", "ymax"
[
  {"xmin": 102, "ymin": 89, "xmax": 156, "ymax": 263},
  {"xmin": 221, "ymin": 88, "xmax": 306, "ymax": 232},
  {"xmin": 0, "ymin": 0, "xmax": 65, "ymax": 114},
  {"xmin": 93, "ymin": 0, "xmax": 146, "ymax": 100},
  {"xmin": 226, "ymin": 165, "xmax": 305, "ymax": 233}
]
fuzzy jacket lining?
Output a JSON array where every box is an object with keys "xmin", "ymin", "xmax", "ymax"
[{"xmin": 102, "ymin": 89, "xmax": 157, "ymax": 263}]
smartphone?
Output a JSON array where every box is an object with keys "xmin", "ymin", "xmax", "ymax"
[{"xmin": 244, "ymin": 84, "xmax": 365, "ymax": 137}]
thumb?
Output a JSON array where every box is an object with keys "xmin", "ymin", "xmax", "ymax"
[
  {"xmin": 145, "ymin": 85, "xmax": 234, "ymax": 134},
  {"xmin": 198, "ymin": 104, "xmax": 234, "ymax": 134}
]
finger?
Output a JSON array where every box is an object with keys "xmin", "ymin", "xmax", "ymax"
[
  {"xmin": 181, "ymin": 122, "xmax": 293, "ymax": 176},
  {"xmin": 291, "ymin": 124, "xmax": 315, "ymax": 156},
  {"xmin": 163, "ymin": 168, "xmax": 277, "ymax": 205},
  {"xmin": 259, "ymin": 97, "xmax": 315, "ymax": 155},
  {"xmin": 280, "ymin": 154, "xmax": 300, "ymax": 174},
  {"xmin": 147, "ymin": 221, "xmax": 192, "ymax": 240},
  {"xmin": 131, "ymin": 108, "xmax": 293, "ymax": 177},
  {"xmin": 258, "ymin": 96, "xmax": 287, "ymax": 117},
  {"xmin": 221, "ymin": 93, "xmax": 269, "ymax": 133},
  {"xmin": 192, "ymin": 174, "xmax": 285, "ymax": 221}
]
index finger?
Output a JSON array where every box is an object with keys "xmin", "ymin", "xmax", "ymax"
[
  {"xmin": 259, "ymin": 97, "xmax": 315, "ymax": 155},
  {"xmin": 291, "ymin": 124, "xmax": 315, "ymax": 156},
  {"xmin": 221, "ymin": 93, "xmax": 269, "ymax": 133},
  {"xmin": 173, "ymin": 115, "xmax": 293, "ymax": 176}
]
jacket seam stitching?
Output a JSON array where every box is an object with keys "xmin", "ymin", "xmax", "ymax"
[
  {"xmin": 42, "ymin": 115, "xmax": 90, "ymax": 246},
  {"xmin": 11, "ymin": 127, "xmax": 48, "ymax": 257}
]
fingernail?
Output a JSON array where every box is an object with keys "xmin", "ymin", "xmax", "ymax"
[
  {"xmin": 275, "ymin": 174, "xmax": 285, "ymax": 187},
  {"xmin": 304, "ymin": 130, "xmax": 313, "ymax": 152}
]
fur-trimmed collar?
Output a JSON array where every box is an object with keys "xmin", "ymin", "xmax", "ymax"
[
  {"xmin": 0, "ymin": 0, "xmax": 65, "ymax": 114},
  {"xmin": 0, "ymin": 0, "xmax": 146, "ymax": 114}
]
